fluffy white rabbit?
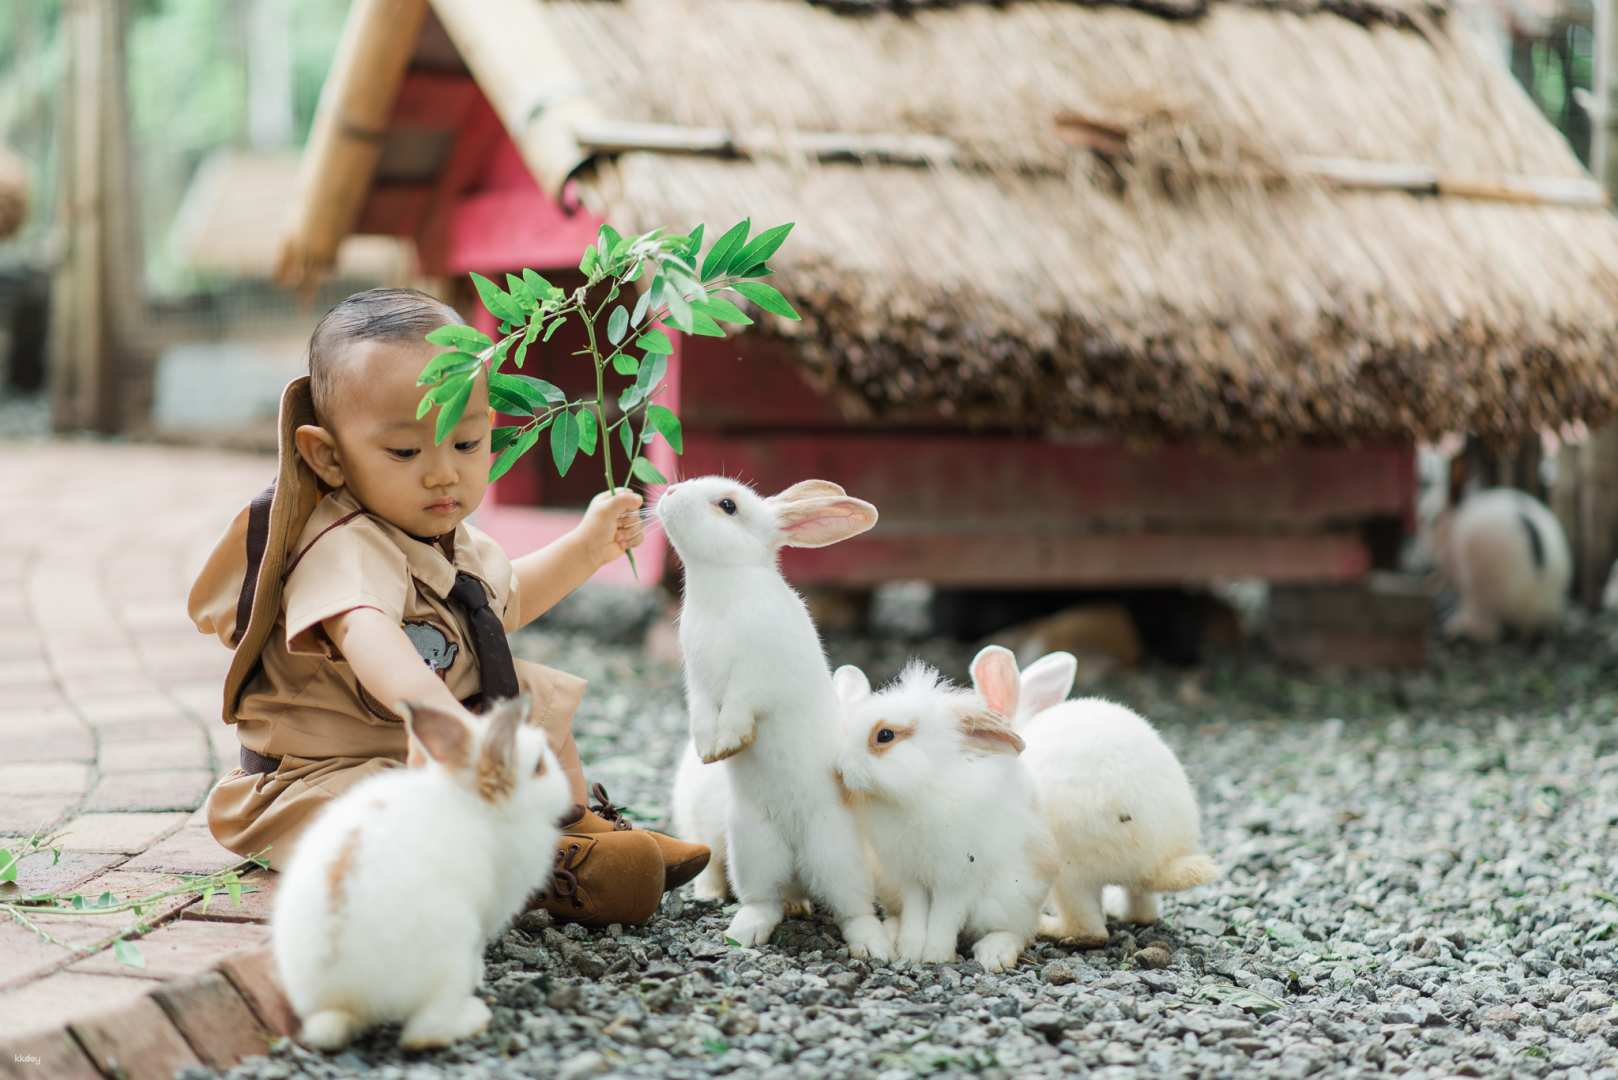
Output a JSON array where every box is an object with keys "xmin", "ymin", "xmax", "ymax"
[
  {"xmin": 1432, "ymin": 487, "xmax": 1570, "ymax": 642},
  {"xmin": 656, "ymin": 476, "xmax": 890, "ymax": 958},
  {"xmin": 983, "ymin": 651, "xmax": 1218, "ymax": 945},
  {"xmin": 272, "ymin": 694, "xmax": 569, "ymax": 1050},
  {"xmin": 833, "ymin": 653, "xmax": 1054, "ymax": 972}
]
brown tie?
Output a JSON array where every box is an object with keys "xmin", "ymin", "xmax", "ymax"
[{"xmin": 445, "ymin": 571, "xmax": 520, "ymax": 702}]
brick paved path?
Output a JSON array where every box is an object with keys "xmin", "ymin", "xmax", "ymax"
[{"xmin": 0, "ymin": 439, "xmax": 295, "ymax": 1074}]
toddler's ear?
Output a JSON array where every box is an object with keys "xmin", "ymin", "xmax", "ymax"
[{"xmin": 294, "ymin": 424, "xmax": 344, "ymax": 487}]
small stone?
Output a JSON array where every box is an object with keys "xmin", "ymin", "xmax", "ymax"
[
  {"xmin": 558, "ymin": 1051, "xmax": 609, "ymax": 1080},
  {"xmin": 1022, "ymin": 1009, "xmax": 1066, "ymax": 1037},
  {"xmin": 546, "ymin": 984, "xmax": 584, "ymax": 1012},
  {"xmin": 1135, "ymin": 945, "xmax": 1173, "ymax": 970},
  {"xmin": 1043, "ymin": 962, "xmax": 1077, "ymax": 985}
]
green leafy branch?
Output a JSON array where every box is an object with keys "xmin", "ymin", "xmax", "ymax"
[
  {"xmin": 413, "ymin": 218, "xmax": 801, "ymax": 571},
  {"xmin": 1, "ymin": 828, "xmax": 270, "ymax": 969}
]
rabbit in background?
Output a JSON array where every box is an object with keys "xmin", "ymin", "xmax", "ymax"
[
  {"xmin": 1433, "ymin": 488, "xmax": 1570, "ymax": 643},
  {"xmin": 985, "ymin": 650, "xmax": 1219, "ymax": 945},
  {"xmin": 832, "ymin": 652, "xmax": 1054, "ymax": 972},
  {"xmin": 272, "ymin": 694, "xmax": 570, "ymax": 1050},
  {"xmin": 656, "ymin": 476, "xmax": 891, "ymax": 959}
]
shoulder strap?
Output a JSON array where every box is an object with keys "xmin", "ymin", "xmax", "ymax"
[{"xmin": 231, "ymin": 482, "xmax": 278, "ymax": 647}]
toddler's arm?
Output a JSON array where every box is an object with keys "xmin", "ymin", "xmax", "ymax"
[
  {"xmin": 325, "ymin": 606, "xmax": 473, "ymax": 721},
  {"xmin": 509, "ymin": 490, "xmax": 644, "ymax": 629}
]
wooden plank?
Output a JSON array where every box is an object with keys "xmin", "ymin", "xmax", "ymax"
[
  {"xmin": 354, "ymin": 183, "xmax": 433, "ymax": 236},
  {"xmin": 681, "ymin": 434, "xmax": 1415, "ymax": 529},
  {"xmin": 774, "ymin": 530, "xmax": 1371, "ymax": 587},
  {"xmin": 573, "ymin": 120, "xmax": 955, "ymax": 167},
  {"xmin": 389, "ymin": 70, "xmax": 478, "ymax": 129},
  {"xmin": 415, "ymin": 93, "xmax": 504, "ymax": 273},
  {"xmin": 447, "ymin": 184, "xmax": 602, "ymax": 274}
]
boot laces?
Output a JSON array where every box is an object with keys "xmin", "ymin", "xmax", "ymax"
[{"xmin": 589, "ymin": 783, "xmax": 635, "ymax": 831}]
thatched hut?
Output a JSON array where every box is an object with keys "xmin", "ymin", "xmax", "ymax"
[{"xmin": 277, "ymin": 0, "xmax": 1618, "ymax": 592}]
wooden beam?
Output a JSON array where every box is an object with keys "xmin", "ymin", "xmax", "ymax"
[
  {"xmin": 573, "ymin": 120, "xmax": 956, "ymax": 167},
  {"xmin": 276, "ymin": 0, "xmax": 428, "ymax": 285}
]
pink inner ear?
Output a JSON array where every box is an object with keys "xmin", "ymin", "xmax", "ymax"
[
  {"xmin": 776, "ymin": 499, "xmax": 877, "ymax": 548},
  {"xmin": 972, "ymin": 652, "xmax": 1019, "ymax": 717}
]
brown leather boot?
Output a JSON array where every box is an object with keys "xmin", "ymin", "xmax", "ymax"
[
  {"xmin": 577, "ymin": 784, "xmax": 712, "ymax": 892},
  {"xmin": 527, "ymin": 828, "xmax": 665, "ymax": 927}
]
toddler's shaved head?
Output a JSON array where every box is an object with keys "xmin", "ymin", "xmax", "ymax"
[{"xmin": 308, "ymin": 287, "xmax": 465, "ymax": 428}]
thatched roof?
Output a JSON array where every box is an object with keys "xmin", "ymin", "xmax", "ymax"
[{"xmin": 279, "ymin": 0, "xmax": 1618, "ymax": 443}]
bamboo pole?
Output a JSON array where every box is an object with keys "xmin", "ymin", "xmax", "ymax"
[{"xmin": 275, "ymin": 0, "xmax": 428, "ymax": 286}]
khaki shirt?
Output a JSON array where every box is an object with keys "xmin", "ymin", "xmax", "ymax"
[{"xmin": 233, "ymin": 485, "xmax": 576, "ymax": 760}]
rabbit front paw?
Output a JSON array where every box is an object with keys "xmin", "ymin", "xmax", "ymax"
[
  {"xmin": 697, "ymin": 717, "xmax": 756, "ymax": 763},
  {"xmin": 972, "ymin": 932, "xmax": 1024, "ymax": 973}
]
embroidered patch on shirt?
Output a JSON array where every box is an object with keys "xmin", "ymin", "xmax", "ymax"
[{"xmin": 402, "ymin": 620, "xmax": 459, "ymax": 674}]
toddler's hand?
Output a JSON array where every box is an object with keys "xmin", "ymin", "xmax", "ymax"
[{"xmin": 579, "ymin": 489, "xmax": 646, "ymax": 569}]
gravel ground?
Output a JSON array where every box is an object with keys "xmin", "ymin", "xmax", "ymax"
[
  {"xmin": 0, "ymin": 387, "xmax": 49, "ymax": 439},
  {"xmin": 209, "ymin": 586, "xmax": 1618, "ymax": 1080}
]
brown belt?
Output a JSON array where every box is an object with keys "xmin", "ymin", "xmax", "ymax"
[{"xmin": 238, "ymin": 691, "xmax": 488, "ymax": 775}]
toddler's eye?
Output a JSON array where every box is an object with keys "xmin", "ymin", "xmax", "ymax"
[
  {"xmin": 455, "ymin": 439, "xmax": 481, "ymax": 452},
  {"xmin": 387, "ymin": 448, "xmax": 418, "ymax": 460},
  {"xmin": 718, "ymin": 498, "xmax": 737, "ymax": 516}
]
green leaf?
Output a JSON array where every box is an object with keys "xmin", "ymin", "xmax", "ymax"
[
  {"xmin": 579, "ymin": 245, "xmax": 599, "ymax": 278},
  {"xmin": 637, "ymin": 329, "xmax": 673, "ymax": 355},
  {"xmin": 513, "ymin": 313, "xmax": 543, "ymax": 370},
  {"xmin": 695, "ymin": 297, "xmax": 753, "ymax": 326},
  {"xmin": 491, "ymin": 372, "xmax": 566, "ymax": 410},
  {"xmin": 664, "ymin": 285, "xmax": 693, "ymax": 333},
  {"xmin": 470, "ymin": 272, "xmax": 523, "ymax": 323},
  {"xmin": 71, "ymin": 894, "xmax": 84, "ymax": 910},
  {"xmin": 638, "ymin": 353, "xmax": 669, "ymax": 395},
  {"xmin": 688, "ymin": 310, "xmax": 725, "ymax": 337},
  {"xmin": 728, "ymin": 222, "xmax": 793, "ymax": 276},
  {"xmin": 607, "ymin": 305, "xmax": 629, "ymax": 346},
  {"xmin": 490, "ymin": 427, "xmax": 540, "ymax": 483},
  {"xmin": 200, "ymin": 885, "xmax": 216, "ymax": 913},
  {"xmin": 723, "ymin": 936, "xmax": 743, "ymax": 948},
  {"xmin": 434, "ymin": 378, "xmax": 474, "ymax": 444},
  {"xmin": 631, "ymin": 288, "xmax": 652, "ymax": 329},
  {"xmin": 631, "ymin": 457, "xmax": 668, "ymax": 485},
  {"xmin": 542, "ymin": 317, "xmax": 565, "ymax": 343},
  {"xmin": 95, "ymin": 891, "xmax": 114, "ymax": 909},
  {"xmin": 0, "ymin": 849, "xmax": 16, "ymax": 884},
  {"xmin": 646, "ymin": 405, "xmax": 684, "ymax": 453},
  {"xmin": 576, "ymin": 408, "xmax": 598, "ymax": 455},
  {"xmin": 522, "ymin": 268, "xmax": 557, "ymax": 298},
  {"xmin": 611, "ymin": 353, "xmax": 639, "ymax": 376},
  {"xmin": 551, "ymin": 410, "xmax": 580, "ymax": 477},
  {"xmin": 227, "ymin": 880, "xmax": 243, "ymax": 907},
  {"xmin": 425, "ymin": 324, "xmax": 492, "ymax": 352},
  {"xmin": 734, "ymin": 281, "xmax": 801, "ymax": 321},
  {"xmin": 703, "ymin": 1038, "xmax": 730, "ymax": 1055},
  {"xmin": 416, "ymin": 351, "xmax": 481, "ymax": 386},
  {"xmin": 598, "ymin": 223, "xmax": 622, "ymax": 258},
  {"xmin": 505, "ymin": 274, "xmax": 539, "ymax": 314},
  {"xmin": 702, "ymin": 219, "xmax": 751, "ymax": 281},
  {"xmin": 114, "ymin": 939, "xmax": 145, "ymax": 969},
  {"xmin": 491, "ymin": 425, "xmax": 521, "ymax": 452},
  {"xmin": 488, "ymin": 384, "xmax": 534, "ymax": 417},
  {"xmin": 681, "ymin": 223, "xmax": 705, "ymax": 261},
  {"xmin": 618, "ymin": 421, "xmax": 634, "ymax": 459}
]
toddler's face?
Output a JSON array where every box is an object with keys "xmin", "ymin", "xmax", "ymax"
[{"xmin": 316, "ymin": 337, "xmax": 492, "ymax": 539}]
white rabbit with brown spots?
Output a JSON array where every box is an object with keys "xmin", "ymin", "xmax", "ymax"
[
  {"xmin": 271, "ymin": 694, "xmax": 569, "ymax": 1050},
  {"xmin": 833, "ymin": 655, "xmax": 1054, "ymax": 972},
  {"xmin": 656, "ymin": 476, "xmax": 890, "ymax": 959},
  {"xmin": 986, "ymin": 650, "xmax": 1219, "ymax": 945}
]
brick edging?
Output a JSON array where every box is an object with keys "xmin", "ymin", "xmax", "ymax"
[{"xmin": 0, "ymin": 947, "xmax": 293, "ymax": 1080}]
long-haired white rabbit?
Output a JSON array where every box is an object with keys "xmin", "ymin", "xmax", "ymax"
[
  {"xmin": 656, "ymin": 476, "xmax": 890, "ymax": 959},
  {"xmin": 984, "ymin": 651, "xmax": 1218, "ymax": 945},
  {"xmin": 833, "ymin": 653, "xmax": 1054, "ymax": 971},
  {"xmin": 1433, "ymin": 487, "xmax": 1570, "ymax": 642},
  {"xmin": 670, "ymin": 743, "xmax": 731, "ymax": 902},
  {"xmin": 272, "ymin": 694, "xmax": 570, "ymax": 1050}
]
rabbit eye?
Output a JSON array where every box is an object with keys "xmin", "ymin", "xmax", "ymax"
[
  {"xmin": 718, "ymin": 498, "xmax": 737, "ymax": 516},
  {"xmin": 532, "ymin": 756, "xmax": 548, "ymax": 777},
  {"xmin": 876, "ymin": 728, "xmax": 895, "ymax": 744}
]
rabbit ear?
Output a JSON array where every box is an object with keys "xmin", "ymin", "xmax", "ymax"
[
  {"xmin": 773, "ymin": 496, "xmax": 878, "ymax": 549},
  {"xmin": 969, "ymin": 645, "xmax": 1020, "ymax": 718},
  {"xmin": 772, "ymin": 479, "xmax": 847, "ymax": 502},
  {"xmin": 400, "ymin": 702, "xmax": 472, "ymax": 771},
  {"xmin": 1019, "ymin": 652, "xmax": 1077, "ymax": 716},
  {"xmin": 958, "ymin": 707, "xmax": 1026, "ymax": 756},
  {"xmin": 475, "ymin": 694, "xmax": 527, "ymax": 803},
  {"xmin": 833, "ymin": 664, "xmax": 872, "ymax": 705}
]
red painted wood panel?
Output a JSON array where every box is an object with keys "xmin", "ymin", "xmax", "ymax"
[
  {"xmin": 776, "ymin": 531, "xmax": 1371, "ymax": 587},
  {"xmin": 390, "ymin": 72, "xmax": 479, "ymax": 129},
  {"xmin": 681, "ymin": 435, "xmax": 1414, "ymax": 530},
  {"xmin": 448, "ymin": 187, "xmax": 603, "ymax": 274},
  {"xmin": 355, "ymin": 185, "xmax": 433, "ymax": 236}
]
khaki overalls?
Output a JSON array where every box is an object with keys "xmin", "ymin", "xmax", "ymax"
[{"xmin": 187, "ymin": 377, "xmax": 583, "ymax": 871}]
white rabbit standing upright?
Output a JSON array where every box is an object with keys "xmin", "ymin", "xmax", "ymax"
[
  {"xmin": 833, "ymin": 652, "xmax": 1054, "ymax": 971},
  {"xmin": 1433, "ymin": 487, "xmax": 1570, "ymax": 642},
  {"xmin": 272, "ymin": 694, "xmax": 570, "ymax": 1050},
  {"xmin": 984, "ymin": 651, "xmax": 1219, "ymax": 945},
  {"xmin": 657, "ymin": 476, "xmax": 890, "ymax": 959}
]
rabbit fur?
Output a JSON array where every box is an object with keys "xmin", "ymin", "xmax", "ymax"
[
  {"xmin": 272, "ymin": 694, "xmax": 569, "ymax": 1050},
  {"xmin": 991, "ymin": 651, "xmax": 1218, "ymax": 945},
  {"xmin": 656, "ymin": 476, "xmax": 889, "ymax": 957},
  {"xmin": 833, "ymin": 655, "xmax": 1054, "ymax": 971},
  {"xmin": 1433, "ymin": 487, "xmax": 1570, "ymax": 643}
]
